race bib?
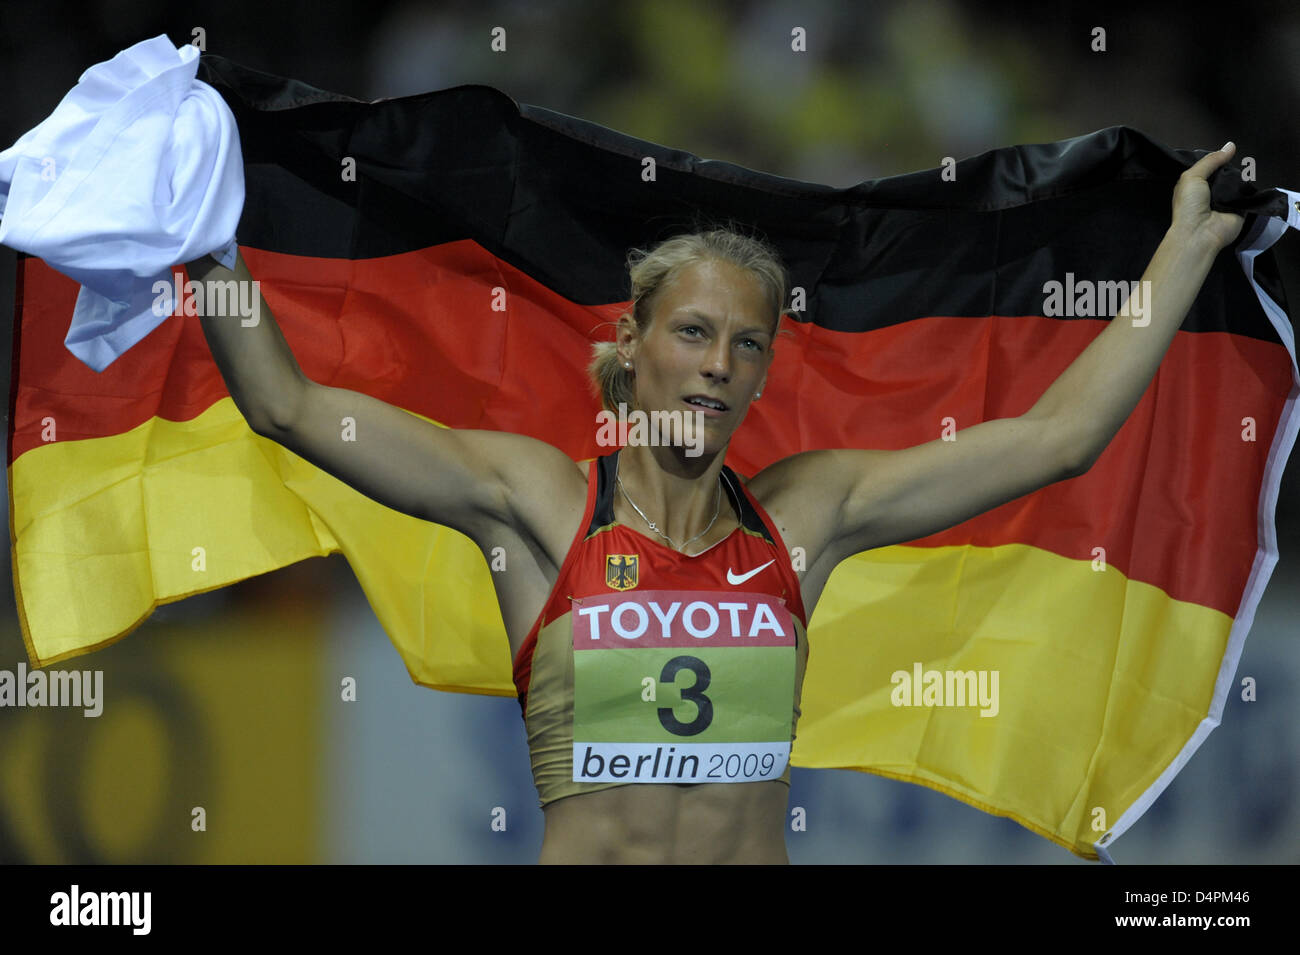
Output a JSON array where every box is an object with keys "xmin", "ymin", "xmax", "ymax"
[{"xmin": 571, "ymin": 589, "xmax": 796, "ymax": 784}]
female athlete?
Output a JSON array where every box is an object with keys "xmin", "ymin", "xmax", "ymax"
[{"xmin": 188, "ymin": 143, "xmax": 1242, "ymax": 863}]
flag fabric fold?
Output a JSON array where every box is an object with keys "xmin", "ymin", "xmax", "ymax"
[{"xmin": 7, "ymin": 49, "xmax": 1298, "ymax": 858}]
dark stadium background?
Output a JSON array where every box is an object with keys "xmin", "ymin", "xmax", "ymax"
[{"xmin": 0, "ymin": 0, "xmax": 1295, "ymax": 863}]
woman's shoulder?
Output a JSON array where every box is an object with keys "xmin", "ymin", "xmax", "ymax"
[
  {"xmin": 741, "ymin": 451, "xmax": 860, "ymax": 590},
  {"xmin": 741, "ymin": 450, "xmax": 814, "ymax": 499},
  {"xmin": 463, "ymin": 432, "xmax": 589, "ymax": 522},
  {"xmin": 743, "ymin": 450, "xmax": 846, "ymax": 538}
]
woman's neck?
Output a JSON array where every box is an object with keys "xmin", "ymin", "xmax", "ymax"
[{"xmin": 614, "ymin": 444, "xmax": 734, "ymax": 551}]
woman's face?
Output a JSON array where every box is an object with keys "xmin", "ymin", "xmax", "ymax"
[{"xmin": 621, "ymin": 258, "xmax": 775, "ymax": 453}]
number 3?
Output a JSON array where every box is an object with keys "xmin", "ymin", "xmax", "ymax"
[{"xmin": 658, "ymin": 656, "xmax": 713, "ymax": 736}]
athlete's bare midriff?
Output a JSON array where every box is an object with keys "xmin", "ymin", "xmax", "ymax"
[{"xmin": 538, "ymin": 778, "xmax": 791, "ymax": 864}]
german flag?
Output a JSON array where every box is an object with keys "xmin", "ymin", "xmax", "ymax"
[{"xmin": 9, "ymin": 53, "xmax": 1298, "ymax": 859}]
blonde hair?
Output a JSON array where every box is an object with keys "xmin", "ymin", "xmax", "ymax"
[{"xmin": 588, "ymin": 227, "xmax": 789, "ymax": 412}]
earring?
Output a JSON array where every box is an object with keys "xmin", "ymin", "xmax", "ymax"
[{"xmin": 754, "ymin": 391, "xmax": 761, "ymax": 399}]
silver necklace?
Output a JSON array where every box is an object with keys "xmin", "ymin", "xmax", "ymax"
[{"xmin": 616, "ymin": 459, "xmax": 722, "ymax": 552}]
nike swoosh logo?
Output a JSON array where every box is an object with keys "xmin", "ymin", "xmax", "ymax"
[{"xmin": 727, "ymin": 559, "xmax": 776, "ymax": 585}]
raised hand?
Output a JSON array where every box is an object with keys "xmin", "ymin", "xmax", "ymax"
[{"xmin": 1170, "ymin": 142, "xmax": 1246, "ymax": 252}]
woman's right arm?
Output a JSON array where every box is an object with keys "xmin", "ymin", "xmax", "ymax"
[{"xmin": 187, "ymin": 250, "xmax": 569, "ymax": 539}]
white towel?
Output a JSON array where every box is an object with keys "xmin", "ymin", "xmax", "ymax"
[{"xmin": 0, "ymin": 34, "xmax": 244, "ymax": 372}]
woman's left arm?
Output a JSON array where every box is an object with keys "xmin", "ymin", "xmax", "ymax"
[
  {"xmin": 753, "ymin": 143, "xmax": 1245, "ymax": 565},
  {"xmin": 1028, "ymin": 142, "xmax": 1244, "ymax": 472}
]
